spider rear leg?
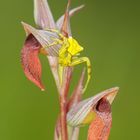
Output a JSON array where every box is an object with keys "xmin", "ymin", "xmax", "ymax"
[{"xmin": 69, "ymin": 57, "xmax": 91, "ymax": 93}]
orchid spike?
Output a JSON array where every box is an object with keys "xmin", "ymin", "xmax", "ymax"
[{"xmin": 20, "ymin": 1, "xmax": 119, "ymax": 140}]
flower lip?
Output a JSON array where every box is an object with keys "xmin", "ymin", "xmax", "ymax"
[{"xmin": 21, "ymin": 33, "xmax": 45, "ymax": 91}]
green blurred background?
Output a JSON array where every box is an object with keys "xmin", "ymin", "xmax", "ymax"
[{"xmin": 0, "ymin": 0, "xmax": 139, "ymax": 139}]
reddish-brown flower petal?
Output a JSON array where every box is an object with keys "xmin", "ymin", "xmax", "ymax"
[{"xmin": 21, "ymin": 34, "xmax": 45, "ymax": 91}]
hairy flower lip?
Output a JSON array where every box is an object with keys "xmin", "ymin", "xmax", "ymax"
[
  {"xmin": 21, "ymin": 33, "xmax": 45, "ymax": 91},
  {"xmin": 67, "ymin": 87, "xmax": 119, "ymax": 126}
]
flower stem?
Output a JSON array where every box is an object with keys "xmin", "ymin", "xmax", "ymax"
[
  {"xmin": 60, "ymin": 95, "xmax": 68, "ymax": 140},
  {"xmin": 59, "ymin": 67, "xmax": 72, "ymax": 140}
]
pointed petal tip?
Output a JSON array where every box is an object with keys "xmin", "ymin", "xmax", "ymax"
[
  {"xmin": 110, "ymin": 86, "xmax": 119, "ymax": 91},
  {"xmin": 107, "ymin": 86, "xmax": 119, "ymax": 95},
  {"xmin": 21, "ymin": 21, "xmax": 30, "ymax": 28},
  {"xmin": 21, "ymin": 21, "xmax": 34, "ymax": 35},
  {"xmin": 21, "ymin": 21, "xmax": 25, "ymax": 25},
  {"xmin": 78, "ymin": 4, "xmax": 85, "ymax": 9},
  {"xmin": 106, "ymin": 86, "xmax": 119, "ymax": 104},
  {"xmin": 21, "ymin": 21, "xmax": 32, "ymax": 29},
  {"xmin": 21, "ymin": 22, "xmax": 40, "ymax": 42},
  {"xmin": 41, "ymin": 88, "xmax": 45, "ymax": 91}
]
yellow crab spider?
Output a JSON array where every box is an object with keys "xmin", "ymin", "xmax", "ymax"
[{"xmin": 43, "ymin": 29, "xmax": 91, "ymax": 92}]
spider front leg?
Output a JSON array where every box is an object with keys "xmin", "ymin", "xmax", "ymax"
[
  {"xmin": 44, "ymin": 38, "xmax": 63, "ymax": 48},
  {"xmin": 69, "ymin": 57, "xmax": 91, "ymax": 93},
  {"xmin": 45, "ymin": 28, "xmax": 65, "ymax": 39}
]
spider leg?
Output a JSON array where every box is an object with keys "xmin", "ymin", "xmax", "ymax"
[
  {"xmin": 69, "ymin": 57, "xmax": 91, "ymax": 93},
  {"xmin": 42, "ymin": 38, "xmax": 63, "ymax": 49},
  {"xmin": 44, "ymin": 29, "xmax": 68, "ymax": 51},
  {"xmin": 45, "ymin": 28, "xmax": 64, "ymax": 39}
]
